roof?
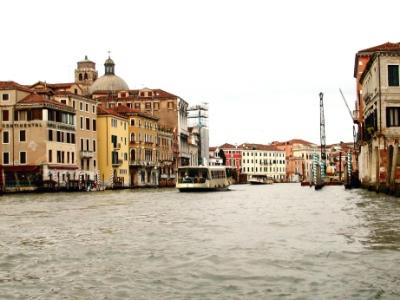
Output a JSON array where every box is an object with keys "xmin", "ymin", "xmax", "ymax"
[
  {"xmin": 354, "ymin": 42, "xmax": 400, "ymax": 78},
  {"xmin": 17, "ymin": 93, "xmax": 73, "ymax": 111},
  {"xmin": 90, "ymin": 74, "xmax": 129, "ymax": 94},
  {"xmin": 239, "ymin": 143, "xmax": 282, "ymax": 151},
  {"xmin": 97, "ymin": 106, "xmax": 127, "ymax": 119},
  {"xmin": 357, "ymin": 42, "xmax": 400, "ymax": 53},
  {"xmin": 113, "ymin": 105, "xmax": 159, "ymax": 120},
  {"xmin": 273, "ymin": 139, "xmax": 315, "ymax": 146},
  {"xmin": 219, "ymin": 143, "xmax": 236, "ymax": 149},
  {"xmin": 0, "ymin": 81, "xmax": 33, "ymax": 93}
]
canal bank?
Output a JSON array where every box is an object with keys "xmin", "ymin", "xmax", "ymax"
[{"xmin": 1, "ymin": 184, "xmax": 399, "ymax": 299}]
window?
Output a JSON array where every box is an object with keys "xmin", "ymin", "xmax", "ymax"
[
  {"xmin": 111, "ymin": 135, "xmax": 117, "ymax": 147},
  {"xmin": 56, "ymin": 131, "xmax": 61, "ymax": 142},
  {"xmin": 73, "ymin": 100, "xmax": 76, "ymax": 109},
  {"xmin": 80, "ymin": 102, "xmax": 83, "ymax": 111},
  {"xmin": 93, "ymin": 140, "xmax": 96, "ymax": 152},
  {"xmin": 20, "ymin": 152, "xmax": 27, "ymax": 164},
  {"xmin": 2, "ymin": 110, "xmax": 9, "ymax": 121},
  {"xmin": 386, "ymin": 107, "xmax": 400, "ymax": 127},
  {"xmin": 85, "ymin": 103, "xmax": 89, "ymax": 112},
  {"xmin": 3, "ymin": 131, "xmax": 9, "ymax": 144},
  {"xmin": 388, "ymin": 65, "xmax": 400, "ymax": 87},
  {"xmin": 145, "ymin": 102, "xmax": 151, "ymax": 110},
  {"xmin": 86, "ymin": 139, "xmax": 89, "ymax": 151},
  {"xmin": 86, "ymin": 117, "xmax": 90, "ymax": 130},
  {"xmin": 3, "ymin": 152, "xmax": 9, "ymax": 164},
  {"xmin": 48, "ymin": 129, "xmax": 53, "ymax": 141},
  {"xmin": 2, "ymin": 94, "xmax": 9, "ymax": 101},
  {"xmin": 134, "ymin": 103, "xmax": 140, "ymax": 109},
  {"xmin": 92, "ymin": 119, "xmax": 96, "ymax": 131},
  {"xmin": 81, "ymin": 139, "xmax": 84, "ymax": 151},
  {"xmin": 167, "ymin": 102, "xmax": 174, "ymax": 109},
  {"xmin": 130, "ymin": 119, "xmax": 135, "ymax": 126},
  {"xmin": 19, "ymin": 130, "xmax": 26, "ymax": 142},
  {"xmin": 111, "ymin": 119, "xmax": 117, "ymax": 128},
  {"xmin": 71, "ymin": 133, "xmax": 75, "ymax": 144},
  {"xmin": 92, "ymin": 105, "xmax": 95, "ymax": 113},
  {"xmin": 72, "ymin": 152, "xmax": 75, "ymax": 164},
  {"xmin": 48, "ymin": 150, "xmax": 52, "ymax": 163},
  {"xmin": 80, "ymin": 117, "xmax": 83, "ymax": 129}
]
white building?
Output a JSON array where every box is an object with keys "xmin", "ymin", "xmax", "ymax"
[{"xmin": 239, "ymin": 143, "xmax": 286, "ymax": 182}]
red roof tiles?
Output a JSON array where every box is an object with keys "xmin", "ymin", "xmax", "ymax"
[
  {"xmin": 0, "ymin": 81, "xmax": 33, "ymax": 92},
  {"xmin": 17, "ymin": 93, "xmax": 72, "ymax": 111}
]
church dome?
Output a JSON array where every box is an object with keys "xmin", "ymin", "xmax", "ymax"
[
  {"xmin": 89, "ymin": 74, "xmax": 129, "ymax": 93},
  {"xmin": 89, "ymin": 55, "xmax": 129, "ymax": 94}
]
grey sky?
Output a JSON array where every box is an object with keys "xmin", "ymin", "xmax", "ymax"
[{"xmin": 1, "ymin": 0, "xmax": 399, "ymax": 146}]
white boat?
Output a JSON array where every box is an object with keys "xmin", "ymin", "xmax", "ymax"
[
  {"xmin": 176, "ymin": 166, "xmax": 231, "ymax": 191},
  {"xmin": 248, "ymin": 174, "xmax": 273, "ymax": 185}
]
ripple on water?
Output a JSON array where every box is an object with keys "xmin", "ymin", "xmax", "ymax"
[{"xmin": 0, "ymin": 185, "xmax": 400, "ymax": 299}]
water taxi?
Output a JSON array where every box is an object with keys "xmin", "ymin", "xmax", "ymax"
[
  {"xmin": 176, "ymin": 166, "xmax": 231, "ymax": 191},
  {"xmin": 248, "ymin": 174, "xmax": 274, "ymax": 185}
]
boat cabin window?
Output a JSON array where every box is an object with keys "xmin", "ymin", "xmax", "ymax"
[
  {"xmin": 178, "ymin": 168, "xmax": 209, "ymax": 183},
  {"xmin": 210, "ymin": 170, "xmax": 226, "ymax": 179}
]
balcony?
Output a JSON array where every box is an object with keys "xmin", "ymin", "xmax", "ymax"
[
  {"xmin": 80, "ymin": 150, "xmax": 94, "ymax": 158},
  {"xmin": 112, "ymin": 159, "xmax": 123, "ymax": 166},
  {"xmin": 129, "ymin": 160, "xmax": 156, "ymax": 167},
  {"xmin": 113, "ymin": 143, "xmax": 121, "ymax": 150}
]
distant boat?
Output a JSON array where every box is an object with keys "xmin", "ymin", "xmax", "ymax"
[
  {"xmin": 176, "ymin": 166, "xmax": 230, "ymax": 192},
  {"xmin": 248, "ymin": 174, "xmax": 273, "ymax": 185}
]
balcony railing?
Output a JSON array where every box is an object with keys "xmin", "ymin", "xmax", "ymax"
[
  {"xmin": 129, "ymin": 160, "xmax": 156, "ymax": 167},
  {"xmin": 112, "ymin": 159, "xmax": 123, "ymax": 166},
  {"xmin": 80, "ymin": 150, "xmax": 94, "ymax": 158},
  {"xmin": 113, "ymin": 143, "xmax": 121, "ymax": 150}
]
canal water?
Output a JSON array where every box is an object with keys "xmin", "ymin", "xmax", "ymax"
[{"xmin": 1, "ymin": 184, "xmax": 400, "ymax": 299}]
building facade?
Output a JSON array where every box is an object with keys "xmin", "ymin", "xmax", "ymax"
[
  {"xmin": 97, "ymin": 106, "xmax": 129, "ymax": 188},
  {"xmin": 0, "ymin": 83, "xmax": 78, "ymax": 191},
  {"xmin": 114, "ymin": 105, "xmax": 160, "ymax": 187},
  {"xmin": 239, "ymin": 143, "xmax": 286, "ymax": 182},
  {"xmin": 356, "ymin": 44, "xmax": 400, "ymax": 187}
]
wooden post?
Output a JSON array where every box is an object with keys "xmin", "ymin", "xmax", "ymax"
[{"xmin": 390, "ymin": 144, "xmax": 398, "ymax": 185}]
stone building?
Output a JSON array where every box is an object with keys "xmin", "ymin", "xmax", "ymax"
[
  {"xmin": 30, "ymin": 81, "xmax": 99, "ymax": 185},
  {"xmin": 158, "ymin": 126, "xmax": 174, "ymax": 187},
  {"xmin": 355, "ymin": 43, "xmax": 400, "ymax": 188},
  {"xmin": 114, "ymin": 105, "xmax": 160, "ymax": 187},
  {"xmin": 239, "ymin": 143, "xmax": 286, "ymax": 182},
  {"xmin": 0, "ymin": 82, "xmax": 78, "ymax": 191}
]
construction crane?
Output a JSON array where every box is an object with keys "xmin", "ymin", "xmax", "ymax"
[
  {"xmin": 319, "ymin": 92, "xmax": 326, "ymax": 161},
  {"xmin": 339, "ymin": 88, "xmax": 357, "ymax": 147}
]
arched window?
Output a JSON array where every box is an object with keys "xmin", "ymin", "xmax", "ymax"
[
  {"xmin": 84, "ymin": 73, "xmax": 88, "ymax": 80},
  {"xmin": 78, "ymin": 73, "xmax": 83, "ymax": 81},
  {"xmin": 130, "ymin": 149, "xmax": 135, "ymax": 161},
  {"xmin": 130, "ymin": 133, "xmax": 135, "ymax": 142}
]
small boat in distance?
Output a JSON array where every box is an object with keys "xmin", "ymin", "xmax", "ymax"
[
  {"xmin": 248, "ymin": 174, "xmax": 274, "ymax": 185},
  {"xmin": 176, "ymin": 166, "xmax": 231, "ymax": 192}
]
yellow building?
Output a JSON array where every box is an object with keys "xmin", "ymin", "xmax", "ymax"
[
  {"xmin": 114, "ymin": 105, "xmax": 159, "ymax": 187},
  {"xmin": 97, "ymin": 106, "xmax": 129, "ymax": 188}
]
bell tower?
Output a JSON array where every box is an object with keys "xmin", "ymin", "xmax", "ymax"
[{"xmin": 75, "ymin": 55, "xmax": 98, "ymax": 95}]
